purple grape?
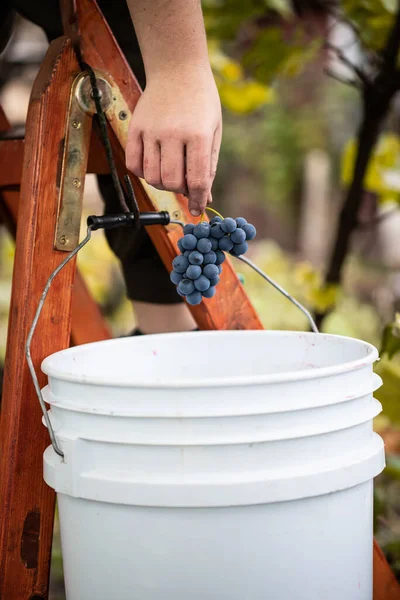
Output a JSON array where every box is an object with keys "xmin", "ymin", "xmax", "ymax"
[
  {"xmin": 194, "ymin": 275, "xmax": 211, "ymax": 292},
  {"xmin": 174, "ymin": 214, "xmax": 254, "ymax": 306},
  {"xmin": 184, "ymin": 223, "xmax": 195, "ymax": 235},
  {"xmin": 202, "ymin": 286, "xmax": 216, "ymax": 299},
  {"xmin": 186, "ymin": 290, "xmax": 202, "ymax": 305},
  {"xmin": 203, "ymin": 264, "xmax": 219, "ymax": 279},
  {"xmin": 210, "ymin": 237, "xmax": 219, "ymax": 251},
  {"xmin": 178, "ymin": 279, "xmax": 195, "ymax": 295},
  {"xmin": 197, "ymin": 238, "xmax": 212, "ymax": 253},
  {"xmin": 242, "ymin": 223, "xmax": 256, "ymax": 241},
  {"xmin": 188, "ymin": 251, "xmax": 204, "ymax": 265},
  {"xmin": 170, "ymin": 270, "xmax": 183, "ymax": 285},
  {"xmin": 230, "ymin": 242, "xmax": 248, "ymax": 256},
  {"xmin": 210, "ymin": 223, "xmax": 225, "ymax": 239},
  {"xmin": 186, "ymin": 265, "xmax": 202, "ymax": 280},
  {"xmin": 193, "ymin": 222, "xmax": 210, "ymax": 239},
  {"xmin": 177, "ymin": 287, "xmax": 186, "ymax": 297},
  {"xmin": 219, "ymin": 237, "xmax": 234, "ymax": 252},
  {"xmin": 181, "ymin": 234, "xmax": 197, "ymax": 250},
  {"xmin": 221, "ymin": 217, "xmax": 237, "ymax": 233},
  {"xmin": 172, "ymin": 255, "xmax": 189, "ymax": 273},
  {"xmin": 230, "ymin": 228, "xmax": 246, "ymax": 244},
  {"xmin": 203, "ymin": 251, "xmax": 217, "ymax": 265}
]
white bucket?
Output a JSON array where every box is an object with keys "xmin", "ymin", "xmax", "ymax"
[{"xmin": 41, "ymin": 331, "xmax": 385, "ymax": 600}]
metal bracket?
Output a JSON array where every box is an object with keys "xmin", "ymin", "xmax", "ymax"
[{"xmin": 55, "ymin": 71, "xmax": 113, "ymax": 252}]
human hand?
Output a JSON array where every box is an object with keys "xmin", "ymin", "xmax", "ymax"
[{"xmin": 126, "ymin": 66, "xmax": 222, "ymax": 217}]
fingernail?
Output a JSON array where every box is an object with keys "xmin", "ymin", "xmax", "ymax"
[{"xmin": 190, "ymin": 208, "xmax": 201, "ymax": 217}]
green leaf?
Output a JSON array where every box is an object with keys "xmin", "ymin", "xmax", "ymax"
[
  {"xmin": 385, "ymin": 456, "xmax": 400, "ymax": 480},
  {"xmin": 381, "ymin": 315, "xmax": 400, "ymax": 359},
  {"xmin": 294, "ymin": 262, "xmax": 339, "ymax": 312},
  {"xmin": 218, "ymin": 80, "xmax": 275, "ymax": 113},
  {"xmin": 243, "ymin": 27, "xmax": 290, "ymax": 83},
  {"xmin": 203, "ymin": 1, "xmax": 267, "ymax": 41},
  {"xmin": 266, "ymin": 0, "xmax": 292, "ymax": 14},
  {"xmin": 341, "ymin": 133, "xmax": 400, "ymax": 200},
  {"xmin": 342, "ymin": 0, "xmax": 397, "ymax": 51},
  {"xmin": 381, "ymin": 0, "xmax": 397, "ymax": 14},
  {"xmin": 374, "ymin": 357, "xmax": 400, "ymax": 427},
  {"xmin": 209, "ymin": 41, "xmax": 276, "ymax": 113}
]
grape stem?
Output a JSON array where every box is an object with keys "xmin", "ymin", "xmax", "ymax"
[
  {"xmin": 235, "ymin": 255, "xmax": 319, "ymax": 334},
  {"xmin": 200, "ymin": 207, "xmax": 224, "ymax": 222}
]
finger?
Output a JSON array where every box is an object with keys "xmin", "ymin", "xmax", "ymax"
[
  {"xmin": 186, "ymin": 135, "xmax": 213, "ymax": 217},
  {"xmin": 207, "ymin": 191, "xmax": 213, "ymax": 205},
  {"xmin": 126, "ymin": 128, "xmax": 144, "ymax": 178},
  {"xmin": 143, "ymin": 138, "xmax": 161, "ymax": 189},
  {"xmin": 160, "ymin": 139, "xmax": 187, "ymax": 194},
  {"xmin": 211, "ymin": 125, "xmax": 222, "ymax": 184}
]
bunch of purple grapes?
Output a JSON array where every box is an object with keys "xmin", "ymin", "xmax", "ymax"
[{"xmin": 170, "ymin": 216, "xmax": 256, "ymax": 305}]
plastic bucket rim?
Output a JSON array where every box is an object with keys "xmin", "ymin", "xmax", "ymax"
[{"xmin": 41, "ymin": 330, "xmax": 379, "ymax": 390}]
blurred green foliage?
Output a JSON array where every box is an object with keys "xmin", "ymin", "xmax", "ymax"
[
  {"xmin": 1, "ymin": 1, "xmax": 399, "ymax": 595},
  {"xmin": 342, "ymin": 133, "xmax": 400, "ymax": 204},
  {"xmin": 241, "ymin": 240, "xmax": 381, "ymax": 339},
  {"xmin": 342, "ymin": 0, "xmax": 398, "ymax": 52}
]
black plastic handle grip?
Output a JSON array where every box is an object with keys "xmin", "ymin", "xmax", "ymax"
[{"xmin": 87, "ymin": 211, "xmax": 170, "ymax": 231}]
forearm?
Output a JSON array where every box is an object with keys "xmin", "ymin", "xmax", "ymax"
[
  {"xmin": 125, "ymin": 0, "xmax": 222, "ymax": 216},
  {"xmin": 126, "ymin": 0, "xmax": 211, "ymax": 80}
]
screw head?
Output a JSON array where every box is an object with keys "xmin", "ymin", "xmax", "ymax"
[
  {"xmin": 119, "ymin": 110, "xmax": 128, "ymax": 121},
  {"xmin": 59, "ymin": 235, "xmax": 67, "ymax": 245},
  {"xmin": 72, "ymin": 178, "xmax": 81, "ymax": 188},
  {"xmin": 173, "ymin": 211, "xmax": 181, "ymax": 219},
  {"xmin": 71, "ymin": 120, "xmax": 81, "ymax": 129}
]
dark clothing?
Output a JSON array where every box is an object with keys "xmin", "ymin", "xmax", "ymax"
[
  {"xmin": 12, "ymin": 0, "xmax": 181, "ymax": 304},
  {"xmin": 0, "ymin": 0, "xmax": 14, "ymax": 54}
]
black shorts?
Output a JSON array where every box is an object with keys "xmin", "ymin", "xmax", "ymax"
[{"xmin": 12, "ymin": 0, "xmax": 182, "ymax": 304}]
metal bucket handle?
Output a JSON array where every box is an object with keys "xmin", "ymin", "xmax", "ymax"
[{"xmin": 26, "ymin": 218, "xmax": 318, "ymax": 459}]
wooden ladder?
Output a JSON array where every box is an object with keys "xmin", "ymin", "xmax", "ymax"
[{"xmin": 0, "ymin": 1, "xmax": 398, "ymax": 598}]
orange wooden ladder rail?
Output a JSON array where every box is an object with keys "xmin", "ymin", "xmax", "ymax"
[
  {"xmin": 0, "ymin": 106, "xmax": 112, "ymax": 347},
  {"xmin": 0, "ymin": 1, "xmax": 398, "ymax": 598}
]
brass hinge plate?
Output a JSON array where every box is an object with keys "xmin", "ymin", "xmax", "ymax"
[{"xmin": 55, "ymin": 72, "xmax": 94, "ymax": 251}]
